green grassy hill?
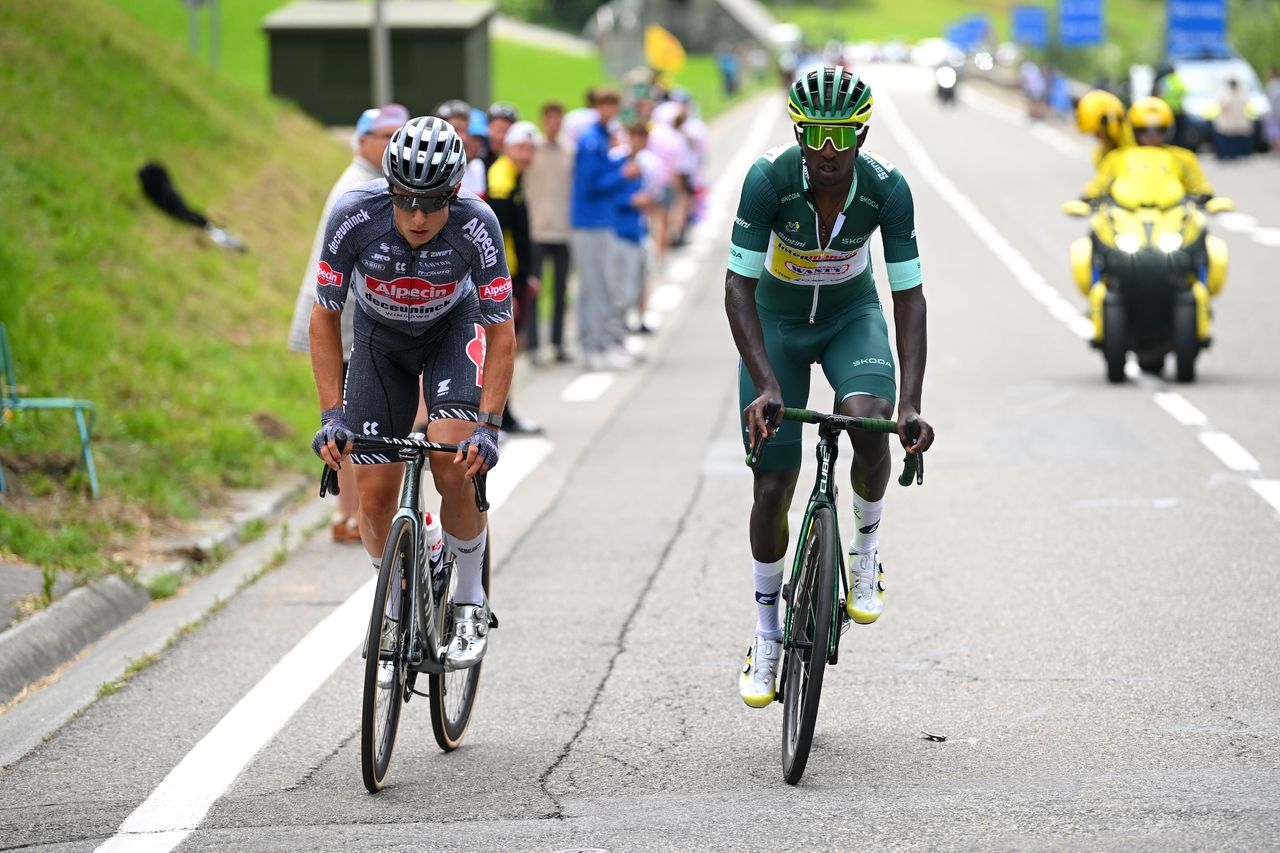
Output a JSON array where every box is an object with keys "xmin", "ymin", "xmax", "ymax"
[{"xmin": 0, "ymin": 0, "xmax": 349, "ymax": 574}]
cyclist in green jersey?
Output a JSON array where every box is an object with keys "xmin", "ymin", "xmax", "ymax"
[{"xmin": 725, "ymin": 66, "xmax": 936, "ymax": 707}]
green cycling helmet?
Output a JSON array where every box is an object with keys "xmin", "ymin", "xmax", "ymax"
[{"xmin": 787, "ymin": 66, "xmax": 874, "ymax": 143}]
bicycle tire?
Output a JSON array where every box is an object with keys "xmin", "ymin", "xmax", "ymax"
[
  {"xmin": 428, "ymin": 534, "xmax": 491, "ymax": 751},
  {"xmin": 360, "ymin": 516, "xmax": 412, "ymax": 793},
  {"xmin": 781, "ymin": 505, "xmax": 837, "ymax": 785}
]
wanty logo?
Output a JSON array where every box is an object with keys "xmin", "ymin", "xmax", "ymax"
[
  {"xmin": 366, "ymin": 275, "xmax": 456, "ymax": 306},
  {"xmin": 478, "ymin": 277, "xmax": 513, "ymax": 302},
  {"xmin": 785, "ymin": 261, "xmax": 851, "ymax": 277},
  {"xmin": 316, "ymin": 261, "xmax": 343, "ymax": 288}
]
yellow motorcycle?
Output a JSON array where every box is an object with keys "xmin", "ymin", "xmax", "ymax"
[{"xmin": 1063, "ymin": 150, "xmax": 1231, "ymax": 383}]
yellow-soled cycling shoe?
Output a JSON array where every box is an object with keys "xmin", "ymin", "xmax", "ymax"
[
  {"xmin": 739, "ymin": 634, "xmax": 781, "ymax": 708},
  {"xmin": 846, "ymin": 550, "xmax": 885, "ymax": 624}
]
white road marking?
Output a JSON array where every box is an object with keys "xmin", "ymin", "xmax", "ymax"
[
  {"xmin": 1199, "ymin": 432, "xmax": 1261, "ymax": 472},
  {"xmin": 1153, "ymin": 392, "xmax": 1209, "ymax": 426},
  {"xmin": 1215, "ymin": 212, "xmax": 1258, "ymax": 232},
  {"xmin": 97, "ymin": 579, "xmax": 375, "ymax": 853},
  {"xmin": 560, "ymin": 372, "xmax": 614, "ymax": 402},
  {"xmin": 1250, "ymin": 227, "xmax": 1280, "ymax": 247},
  {"xmin": 667, "ymin": 258, "xmax": 698, "ymax": 282},
  {"xmin": 649, "ymin": 284, "xmax": 685, "ymax": 313},
  {"xmin": 487, "ymin": 437, "xmax": 553, "ymax": 508},
  {"xmin": 877, "ymin": 87, "xmax": 1276, "ymax": 514},
  {"xmin": 1250, "ymin": 480, "xmax": 1280, "ymax": 514}
]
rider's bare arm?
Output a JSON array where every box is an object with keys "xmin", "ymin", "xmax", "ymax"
[
  {"xmin": 477, "ymin": 318, "xmax": 516, "ymax": 422},
  {"xmin": 725, "ymin": 269, "xmax": 781, "ymax": 444},
  {"xmin": 890, "ymin": 286, "xmax": 934, "ymax": 453},
  {"xmin": 309, "ymin": 304, "xmax": 345, "ymax": 413}
]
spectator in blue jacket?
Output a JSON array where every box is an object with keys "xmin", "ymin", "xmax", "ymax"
[
  {"xmin": 571, "ymin": 87, "xmax": 640, "ymax": 371},
  {"xmin": 612, "ymin": 121, "xmax": 658, "ymax": 337}
]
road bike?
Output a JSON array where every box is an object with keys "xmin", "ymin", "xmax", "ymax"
[
  {"xmin": 748, "ymin": 406, "xmax": 923, "ymax": 784},
  {"xmin": 320, "ymin": 433, "xmax": 493, "ymax": 793}
]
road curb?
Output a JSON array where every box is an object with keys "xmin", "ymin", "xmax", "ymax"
[
  {"xmin": 0, "ymin": 474, "xmax": 310, "ymax": 706},
  {"xmin": 0, "ymin": 576, "xmax": 150, "ymax": 705}
]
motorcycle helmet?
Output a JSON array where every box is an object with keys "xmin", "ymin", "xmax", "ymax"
[
  {"xmin": 787, "ymin": 66, "xmax": 874, "ymax": 148},
  {"xmin": 1128, "ymin": 97, "xmax": 1174, "ymax": 131},
  {"xmin": 1076, "ymin": 90, "xmax": 1126, "ymax": 145}
]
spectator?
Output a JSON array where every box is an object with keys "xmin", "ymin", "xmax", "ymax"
[
  {"xmin": 486, "ymin": 120, "xmax": 544, "ymax": 435},
  {"xmin": 1265, "ymin": 66, "xmax": 1280, "ymax": 152},
  {"xmin": 1213, "ymin": 78, "xmax": 1253, "ymax": 161},
  {"xmin": 717, "ymin": 47, "xmax": 741, "ymax": 97},
  {"xmin": 485, "ymin": 102, "xmax": 519, "ymax": 170},
  {"xmin": 463, "ymin": 108, "xmax": 489, "ymax": 195},
  {"xmin": 563, "ymin": 88, "xmax": 600, "ymax": 145},
  {"xmin": 524, "ymin": 101, "xmax": 575, "ymax": 364},
  {"xmin": 613, "ymin": 122, "xmax": 660, "ymax": 335},
  {"xmin": 1021, "ymin": 60, "xmax": 1048, "ymax": 120},
  {"xmin": 287, "ymin": 102, "xmax": 407, "ymax": 543},
  {"xmin": 571, "ymin": 87, "xmax": 639, "ymax": 371}
]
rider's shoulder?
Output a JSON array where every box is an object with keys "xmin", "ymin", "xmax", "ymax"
[
  {"xmin": 748, "ymin": 143, "xmax": 801, "ymax": 192},
  {"xmin": 325, "ymin": 180, "xmax": 389, "ymax": 241},
  {"xmin": 857, "ymin": 149, "xmax": 903, "ymax": 183}
]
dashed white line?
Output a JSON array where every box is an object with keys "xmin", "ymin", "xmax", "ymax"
[
  {"xmin": 1250, "ymin": 480, "xmax": 1280, "ymax": 514},
  {"xmin": 877, "ymin": 86, "xmax": 1276, "ymax": 515},
  {"xmin": 1199, "ymin": 432, "xmax": 1261, "ymax": 472},
  {"xmin": 648, "ymin": 283, "xmax": 685, "ymax": 313},
  {"xmin": 560, "ymin": 372, "xmax": 614, "ymax": 402},
  {"xmin": 1153, "ymin": 391, "xmax": 1210, "ymax": 426}
]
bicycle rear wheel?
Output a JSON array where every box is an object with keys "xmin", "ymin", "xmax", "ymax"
[
  {"xmin": 781, "ymin": 505, "xmax": 837, "ymax": 785},
  {"xmin": 360, "ymin": 516, "xmax": 412, "ymax": 793},
  {"xmin": 428, "ymin": 534, "xmax": 491, "ymax": 750}
]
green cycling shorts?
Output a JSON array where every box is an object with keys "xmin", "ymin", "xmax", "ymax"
[{"xmin": 738, "ymin": 292, "xmax": 896, "ymax": 472}]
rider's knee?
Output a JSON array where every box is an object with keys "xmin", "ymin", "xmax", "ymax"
[{"xmin": 753, "ymin": 469, "xmax": 798, "ymax": 507}]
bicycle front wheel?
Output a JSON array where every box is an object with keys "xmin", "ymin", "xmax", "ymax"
[
  {"xmin": 428, "ymin": 533, "xmax": 491, "ymax": 751},
  {"xmin": 781, "ymin": 505, "xmax": 837, "ymax": 785},
  {"xmin": 360, "ymin": 516, "xmax": 412, "ymax": 793}
]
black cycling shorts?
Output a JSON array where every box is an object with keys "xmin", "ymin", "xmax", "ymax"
[{"xmin": 344, "ymin": 295, "xmax": 488, "ymax": 464}]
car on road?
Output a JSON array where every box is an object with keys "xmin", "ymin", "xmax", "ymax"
[{"xmin": 1166, "ymin": 54, "xmax": 1271, "ymax": 151}]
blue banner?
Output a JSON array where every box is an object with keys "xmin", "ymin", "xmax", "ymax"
[
  {"xmin": 1166, "ymin": 0, "xmax": 1228, "ymax": 58},
  {"xmin": 1012, "ymin": 5, "xmax": 1050, "ymax": 48},
  {"xmin": 1059, "ymin": 0, "xmax": 1104, "ymax": 46},
  {"xmin": 945, "ymin": 15, "xmax": 990, "ymax": 51}
]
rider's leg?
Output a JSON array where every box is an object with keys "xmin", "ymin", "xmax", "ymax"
[
  {"xmin": 355, "ymin": 462, "xmax": 408, "ymax": 563},
  {"xmin": 837, "ymin": 392, "xmax": 893, "ymax": 549},
  {"xmin": 428, "ymin": 417, "xmax": 487, "ymax": 606},
  {"xmin": 750, "ymin": 467, "xmax": 800, "ymax": 638}
]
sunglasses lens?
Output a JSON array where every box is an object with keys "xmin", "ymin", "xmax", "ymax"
[
  {"xmin": 390, "ymin": 192, "xmax": 451, "ymax": 212},
  {"xmin": 802, "ymin": 125, "xmax": 855, "ymax": 151}
]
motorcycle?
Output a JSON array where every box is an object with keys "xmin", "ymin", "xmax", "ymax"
[
  {"xmin": 1062, "ymin": 148, "xmax": 1231, "ymax": 383},
  {"xmin": 935, "ymin": 65, "xmax": 958, "ymax": 106}
]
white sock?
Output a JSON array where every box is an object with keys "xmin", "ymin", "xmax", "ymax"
[
  {"xmin": 850, "ymin": 493, "xmax": 884, "ymax": 554},
  {"xmin": 753, "ymin": 557, "xmax": 785, "ymax": 639},
  {"xmin": 447, "ymin": 528, "xmax": 487, "ymax": 606}
]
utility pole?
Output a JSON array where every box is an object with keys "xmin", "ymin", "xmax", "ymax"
[{"xmin": 371, "ymin": 0, "xmax": 393, "ymax": 106}]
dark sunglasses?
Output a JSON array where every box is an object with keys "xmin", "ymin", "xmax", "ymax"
[{"xmin": 388, "ymin": 189, "xmax": 455, "ymax": 213}]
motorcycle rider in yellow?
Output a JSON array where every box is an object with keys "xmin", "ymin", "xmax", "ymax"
[
  {"xmin": 1084, "ymin": 97, "xmax": 1213, "ymax": 201},
  {"xmin": 1075, "ymin": 89, "xmax": 1134, "ymax": 166}
]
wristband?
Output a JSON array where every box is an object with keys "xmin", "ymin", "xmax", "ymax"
[{"xmin": 476, "ymin": 410, "xmax": 503, "ymax": 429}]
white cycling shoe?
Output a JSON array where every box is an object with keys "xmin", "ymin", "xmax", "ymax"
[
  {"xmin": 739, "ymin": 634, "xmax": 782, "ymax": 708},
  {"xmin": 847, "ymin": 549, "xmax": 885, "ymax": 624},
  {"xmin": 445, "ymin": 602, "xmax": 491, "ymax": 670}
]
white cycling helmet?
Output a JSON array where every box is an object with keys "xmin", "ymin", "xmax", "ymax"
[{"xmin": 382, "ymin": 116, "xmax": 467, "ymax": 194}]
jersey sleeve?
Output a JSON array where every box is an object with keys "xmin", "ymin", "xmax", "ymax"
[
  {"xmin": 879, "ymin": 174, "xmax": 923, "ymax": 291},
  {"xmin": 1171, "ymin": 147, "xmax": 1213, "ymax": 197},
  {"xmin": 727, "ymin": 163, "xmax": 778, "ymax": 279},
  {"xmin": 464, "ymin": 201, "xmax": 515, "ymax": 325},
  {"xmin": 313, "ymin": 193, "xmax": 364, "ymax": 311}
]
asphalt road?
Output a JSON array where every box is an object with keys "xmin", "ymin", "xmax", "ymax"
[{"xmin": 3, "ymin": 66, "xmax": 1279, "ymax": 851}]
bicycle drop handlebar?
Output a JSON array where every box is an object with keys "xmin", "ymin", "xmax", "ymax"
[
  {"xmin": 318, "ymin": 434, "xmax": 490, "ymax": 512},
  {"xmin": 747, "ymin": 404, "xmax": 924, "ymax": 486}
]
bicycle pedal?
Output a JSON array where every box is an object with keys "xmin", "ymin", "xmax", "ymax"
[
  {"xmin": 839, "ymin": 609, "xmax": 852, "ymax": 636},
  {"xmin": 488, "ymin": 611, "xmax": 500, "ymax": 629}
]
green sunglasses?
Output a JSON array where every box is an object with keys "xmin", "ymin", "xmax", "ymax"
[{"xmin": 798, "ymin": 124, "xmax": 858, "ymax": 152}]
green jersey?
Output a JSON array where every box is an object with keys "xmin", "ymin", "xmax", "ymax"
[{"xmin": 727, "ymin": 143, "xmax": 923, "ymax": 323}]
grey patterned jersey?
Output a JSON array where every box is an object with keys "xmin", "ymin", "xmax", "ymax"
[{"xmin": 314, "ymin": 181, "xmax": 513, "ymax": 332}]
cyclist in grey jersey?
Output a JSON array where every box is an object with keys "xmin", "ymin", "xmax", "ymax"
[
  {"xmin": 311, "ymin": 116, "xmax": 514, "ymax": 670},
  {"xmin": 315, "ymin": 181, "xmax": 513, "ymax": 332}
]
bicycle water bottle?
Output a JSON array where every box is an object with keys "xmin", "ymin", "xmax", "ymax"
[{"xmin": 423, "ymin": 510, "xmax": 446, "ymax": 599}]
